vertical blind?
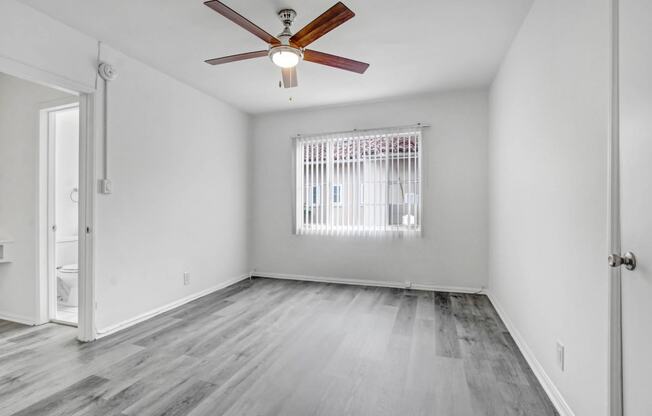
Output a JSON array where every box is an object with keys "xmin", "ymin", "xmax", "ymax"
[{"xmin": 294, "ymin": 126, "xmax": 423, "ymax": 237}]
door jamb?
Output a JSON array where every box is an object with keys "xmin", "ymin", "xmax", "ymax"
[
  {"xmin": 38, "ymin": 99, "xmax": 80, "ymax": 325},
  {"xmin": 608, "ymin": 0, "xmax": 623, "ymax": 415},
  {"xmin": 77, "ymin": 92, "xmax": 96, "ymax": 342}
]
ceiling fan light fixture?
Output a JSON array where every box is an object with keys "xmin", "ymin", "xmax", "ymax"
[{"xmin": 269, "ymin": 45, "xmax": 303, "ymax": 68}]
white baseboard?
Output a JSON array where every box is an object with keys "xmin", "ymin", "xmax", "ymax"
[
  {"xmin": 253, "ymin": 271, "xmax": 483, "ymax": 294},
  {"xmin": 95, "ymin": 273, "xmax": 250, "ymax": 339},
  {"xmin": 0, "ymin": 310, "xmax": 37, "ymax": 326},
  {"xmin": 486, "ymin": 291, "xmax": 575, "ymax": 416}
]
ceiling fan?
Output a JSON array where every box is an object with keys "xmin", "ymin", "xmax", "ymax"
[{"xmin": 203, "ymin": 1, "xmax": 369, "ymax": 88}]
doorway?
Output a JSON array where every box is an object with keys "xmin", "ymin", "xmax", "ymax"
[
  {"xmin": 42, "ymin": 102, "xmax": 80, "ymax": 326},
  {"xmin": 0, "ymin": 60, "xmax": 95, "ymax": 341}
]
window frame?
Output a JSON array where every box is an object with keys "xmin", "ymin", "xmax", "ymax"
[{"xmin": 294, "ymin": 126, "xmax": 423, "ymax": 237}]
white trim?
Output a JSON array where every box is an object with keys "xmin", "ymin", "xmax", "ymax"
[
  {"xmin": 608, "ymin": 1, "xmax": 623, "ymax": 415},
  {"xmin": 38, "ymin": 101, "xmax": 82, "ymax": 325},
  {"xmin": 0, "ymin": 311, "xmax": 38, "ymax": 326},
  {"xmin": 49, "ymin": 318, "xmax": 77, "ymax": 328},
  {"xmin": 36, "ymin": 106, "xmax": 50, "ymax": 325},
  {"xmin": 46, "ymin": 107, "xmax": 57, "ymax": 322},
  {"xmin": 0, "ymin": 55, "xmax": 93, "ymax": 94},
  {"xmin": 486, "ymin": 291, "xmax": 575, "ymax": 416},
  {"xmin": 38, "ymin": 97, "xmax": 80, "ymax": 112},
  {"xmin": 253, "ymin": 271, "xmax": 483, "ymax": 293},
  {"xmin": 77, "ymin": 92, "xmax": 96, "ymax": 342},
  {"xmin": 36, "ymin": 95, "xmax": 95, "ymax": 341},
  {"xmin": 35, "ymin": 98, "xmax": 81, "ymax": 325},
  {"xmin": 95, "ymin": 274, "xmax": 251, "ymax": 339}
]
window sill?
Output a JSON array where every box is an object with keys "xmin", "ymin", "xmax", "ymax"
[{"xmin": 297, "ymin": 225, "xmax": 421, "ymax": 237}]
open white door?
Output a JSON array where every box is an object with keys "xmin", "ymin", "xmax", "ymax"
[{"xmin": 617, "ymin": 0, "xmax": 652, "ymax": 414}]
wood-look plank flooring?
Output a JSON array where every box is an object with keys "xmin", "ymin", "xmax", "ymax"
[{"xmin": 0, "ymin": 277, "xmax": 558, "ymax": 416}]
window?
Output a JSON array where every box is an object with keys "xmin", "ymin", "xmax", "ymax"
[
  {"xmin": 294, "ymin": 126, "xmax": 422, "ymax": 236},
  {"xmin": 332, "ymin": 184, "xmax": 342, "ymax": 206},
  {"xmin": 307, "ymin": 185, "xmax": 321, "ymax": 206}
]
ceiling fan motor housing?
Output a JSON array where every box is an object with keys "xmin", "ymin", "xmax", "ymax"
[
  {"xmin": 277, "ymin": 9, "xmax": 297, "ymax": 45},
  {"xmin": 278, "ymin": 9, "xmax": 297, "ymax": 28}
]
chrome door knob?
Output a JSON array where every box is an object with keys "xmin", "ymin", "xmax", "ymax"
[{"xmin": 608, "ymin": 252, "xmax": 637, "ymax": 271}]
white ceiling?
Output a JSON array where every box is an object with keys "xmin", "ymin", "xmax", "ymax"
[{"xmin": 21, "ymin": 0, "xmax": 533, "ymax": 114}]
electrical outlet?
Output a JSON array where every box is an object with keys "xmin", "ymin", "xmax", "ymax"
[
  {"xmin": 556, "ymin": 341, "xmax": 565, "ymax": 371},
  {"xmin": 183, "ymin": 272, "xmax": 190, "ymax": 286}
]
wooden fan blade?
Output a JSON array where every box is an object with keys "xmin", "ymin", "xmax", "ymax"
[
  {"xmin": 303, "ymin": 49, "xmax": 369, "ymax": 74},
  {"xmin": 205, "ymin": 50, "xmax": 268, "ymax": 65},
  {"xmin": 290, "ymin": 2, "xmax": 354, "ymax": 48},
  {"xmin": 282, "ymin": 67, "xmax": 298, "ymax": 88},
  {"xmin": 204, "ymin": 1, "xmax": 280, "ymax": 45}
]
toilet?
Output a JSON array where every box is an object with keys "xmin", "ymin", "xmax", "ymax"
[{"xmin": 57, "ymin": 264, "xmax": 78, "ymax": 307}]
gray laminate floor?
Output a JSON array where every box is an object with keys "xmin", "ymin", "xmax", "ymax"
[{"xmin": 0, "ymin": 277, "xmax": 557, "ymax": 416}]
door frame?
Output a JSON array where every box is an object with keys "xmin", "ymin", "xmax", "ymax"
[
  {"xmin": 608, "ymin": 0, "xmax": 623, "ymax": 415},
  {"xmin": 39, "ymin": 100, "xmax": 80, "ymax": 326},
  {"xmin": 0, "ymin": 56, "xmax": 97, "ymax": 342}
]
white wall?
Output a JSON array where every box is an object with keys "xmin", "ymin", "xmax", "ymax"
[
  {"xmin": 251, "ymin": 91, "xmax": 488, "ymax": 290},
  {"xmin": 54, "ymin": 107, "xmax": 80, "ymax": 241},
  {"xmin": 488, "ymin": 1, "xmax": 610, "ymax": 415},
  {"xmin": 0, "ymin": 0, "xmax": 251, "ymax": 332},
  {"xmin": 93, "ymin": 46, "xmax": 250, "ymax": 331},
  {"xmin": 0, "ymin": 73, "xmax": 73, "ymax": 322}
]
